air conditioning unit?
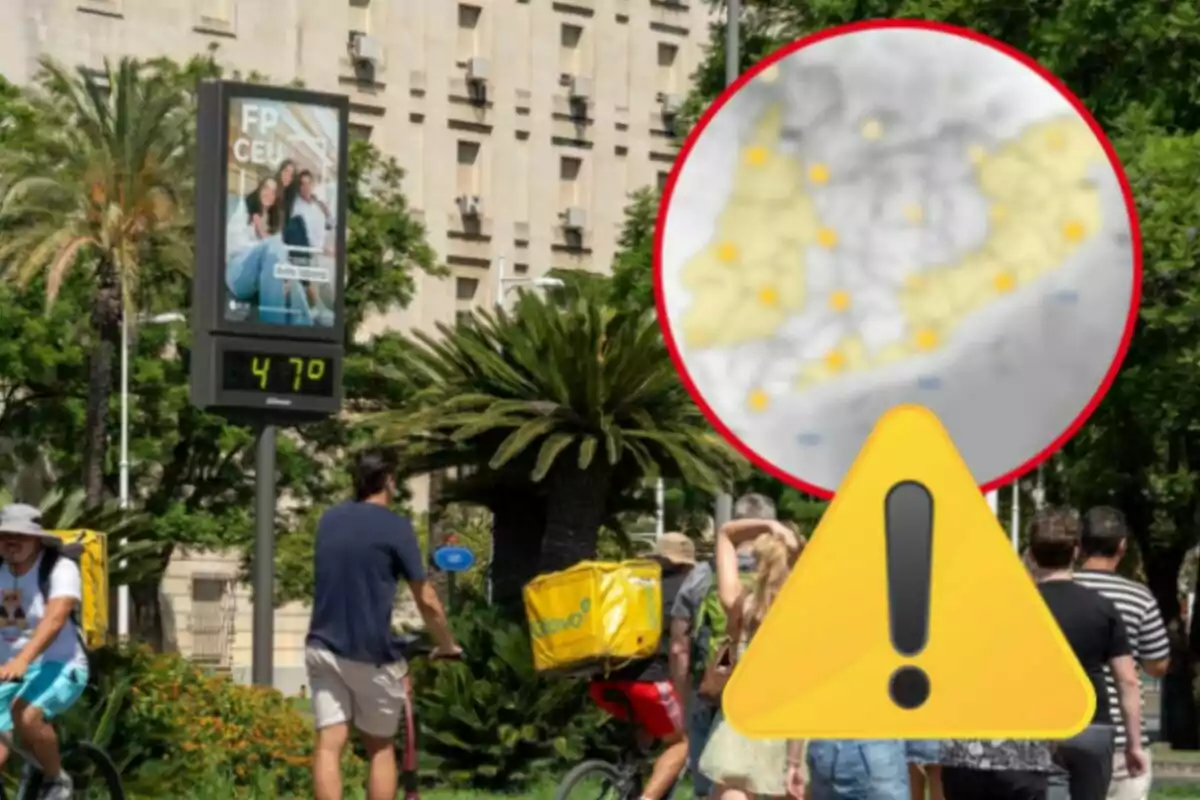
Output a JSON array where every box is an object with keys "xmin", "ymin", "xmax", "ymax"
[
  {"xmin": 659, "ymin": 93, "xmax": 682, "ymax": 118},
  {"xmin": 563, "ymin": 206, "xmax": 587, "ymax": 231},
  {"xmin": 349, "ymin": 34, "xmax": 384, "ymax": 68},
  {"xmin": 457, "ymin": 194, "xmax": 483, "ymax": 217},
  {"xmin": 569, "ymin": 75, "xmax": 593, "ymax": 102},
  {"xmin": 467, "ymin": 57, "xmax": 490, "ymax": 85}
]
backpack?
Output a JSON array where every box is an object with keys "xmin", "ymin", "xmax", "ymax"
[
  {"xmin": 691, "ymin": 568, "xmax": 755, "ymax": 683},
  {"xmin": 0, "ymin": 536, "xmax": 101, "ymax": 653}
]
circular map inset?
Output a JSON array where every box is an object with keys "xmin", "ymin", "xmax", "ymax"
[{"xmin": 656, "ymin": 21, "xmax": 1140, "ymax": 498}]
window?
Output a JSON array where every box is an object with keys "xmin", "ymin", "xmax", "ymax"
[
  {"xmin": 657, "ymin": 43, "xmax": 679, "ymax": 93},
  {"xmin": 197, "ymin": 0, "xmax": 234, "ymax": 24},
  {"xmin": 456, "ymin": 277, "xmax": 479, "ymax": 301},
  {"xmin": 189, "ymin": 577, "xmax": 233, "ymax": 667},
  {"xmin": 348, "ymin": 0, "xmax": 371, "ymax": 35},
  {"xmin": 558, "ymin": 156, "xmax": 582, "ymax": 208},
  {"xmin": 514, "ymin": 263, "xmax": 529, "ymax": 275},
  {"xmin": 456, "ymin": 140, "xmax": 482, "ymax": 195},
  {"xmin": 457, "ymin": 4, "xmax": 482, "ymax": 62},
  {"xmin": 456, "ymin": 310, "xmax": 474, "ymax": 326},
  {"xmin": 349, "ymin": 123, "xmax": 372, "ymax": 142},
  {"xmin": 560, "ymin": 24, "xmax": 583, "ymax": 74},
  {"xmin": 656, "ymin": 170, "xmax": 670, "ymax": 192}
]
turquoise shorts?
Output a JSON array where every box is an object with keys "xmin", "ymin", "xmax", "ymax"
[{"xmin": 0, "ymin": 662, "xmax": 88, "ymax": 732}]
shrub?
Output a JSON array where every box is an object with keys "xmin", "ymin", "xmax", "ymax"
[
  {"xmin": 409, "ymin": 595, "xmax": 623, "ymax": 791},
  {"xmin": 59, "ymin": 645, "xmax": 366, "ymax": 796}
]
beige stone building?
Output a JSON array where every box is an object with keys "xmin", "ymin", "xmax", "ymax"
[{"xmin": 0, "ymin": 0, "xmax": 708, "ymax": 691}]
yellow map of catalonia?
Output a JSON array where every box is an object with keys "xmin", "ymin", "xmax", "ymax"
[{"xmin": 679, "ymin": 103, "xmax": 1107, "ymax": 412}]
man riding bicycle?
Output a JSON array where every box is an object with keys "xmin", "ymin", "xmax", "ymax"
[
  {"xmin": 589, "ymin": 533, "xmax": 696, "ymax": 800},
  {"xmin": 0, "ymin": 505, "xmax": 88, "ymax": 800}
]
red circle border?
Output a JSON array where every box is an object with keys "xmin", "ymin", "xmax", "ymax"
[{"xmin": 652, "ymin": 19, "xmax": 1144, "ymax": 500}]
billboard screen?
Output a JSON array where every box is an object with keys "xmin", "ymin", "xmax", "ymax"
[
  {"xmin": 195, "ymin": 82, "xmax": 349, "ymax": 343},
  {"xmin": 224, "ymin": 96, "xmax": 342, "ymax": 329}
]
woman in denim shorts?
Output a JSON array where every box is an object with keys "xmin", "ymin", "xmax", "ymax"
[
  {"xmin": 806, "ymin": 740, "xmax": 909, "ymax": 800},
  {"xmin": 905, "ymin": 740, "xmax": 944, "ymax": 799}
]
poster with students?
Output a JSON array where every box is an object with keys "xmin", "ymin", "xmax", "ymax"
[{"xmin": 223, "ymin": 96, "xmax": 344, "ymax": 329}]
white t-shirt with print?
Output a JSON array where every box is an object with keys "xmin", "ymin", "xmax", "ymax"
[{"xmin": 0, "ymin": 553, "xmax": 86, "ymax": 669}]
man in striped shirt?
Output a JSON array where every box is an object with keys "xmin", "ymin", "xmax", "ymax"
[{"xmin": 1075, "ymin": 506, "xmax": 1170, "ymax": 800}]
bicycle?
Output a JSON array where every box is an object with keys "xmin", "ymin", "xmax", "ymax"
[
  {"xmin": 394, "ymin": 633, "xmax": 462, "ymax": 800},
  {"xmin": 0, "ymin": 726, "xmax": 123, "ymax": 800},
  {"xmin": 553, "ymin": 688, "xmax": 681, "ymax": 800}
]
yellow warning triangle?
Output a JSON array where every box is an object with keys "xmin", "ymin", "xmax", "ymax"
[{"xmin": 723, "ymin": 405, "xmax": 1094, "ymax": 739}]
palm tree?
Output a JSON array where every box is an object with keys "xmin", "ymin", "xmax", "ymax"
[
  {"xmin": 0, "ymin": 57, "xmax": 193, "ymax": 507},
  {"xmin": 368, "ymin": 284, "xmax": 742, "ymax": 602}
]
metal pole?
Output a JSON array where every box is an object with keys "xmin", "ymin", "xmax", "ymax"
[
  {"xmin": 1010, "ymin": 483, "xmax": 1021, "ymax": 550},
  {"xmin": 252, "ymin": 425, "xmax": 276, "ymax": 687},
  {"xmin": 117, "ymin": 311, "xmax": 130, "ymax": 639},
  {"xmin": 726, "ymin": 0, "xmax": 740, "ymax": 87},
  {"xmin": 486, "ymin": 255, "xmax": 505, "ymax": 604},
  {"xmin": 655, "ymin": 478, "xmax": 665, "ymax": 539},
  {"xmin": 714, "ymin": 0, "xmax": 740, "ymax": 532},
  {"xmin": 494, "ymin": 254, "xmax": 506, "ymax": 309}
]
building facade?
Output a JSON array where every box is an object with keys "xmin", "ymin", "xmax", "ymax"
[{"xmin": 0, "ymin": 0, "xmax": 708, "ymax": 691}]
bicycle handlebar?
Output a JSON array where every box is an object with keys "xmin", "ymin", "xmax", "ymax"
[{"xmin": 394, "ymin": 633, "xmax": 463, "ymax": 662}]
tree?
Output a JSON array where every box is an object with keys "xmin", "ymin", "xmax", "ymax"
[
  {"xmin": 0, "ymin": 58, "xmax": 194, "ymax": 508},
  {"xmin": 0, "ymin": 53, "xmax": 442, "ymax": 647},
  {"xmin": 367, "ymin": 285, "xmax": 743, "ymax": 604},
  {"xmin": 608, "ymin": 188, "xmax": 660, "ymax": 317}
]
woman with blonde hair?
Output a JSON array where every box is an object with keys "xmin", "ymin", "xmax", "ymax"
[{"xmin": 698, "ymin": 517, "xmax": 803, "ymax": 799}]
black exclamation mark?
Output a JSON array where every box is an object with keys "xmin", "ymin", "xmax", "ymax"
[{"xmin": 885, "ymin": 481, "xmax": 934, "ymax": 710}]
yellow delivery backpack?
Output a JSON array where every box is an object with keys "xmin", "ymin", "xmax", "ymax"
[
  {"xmin": 523, "ymin": 560, "xmax": 662, "ymax": 677},
  {"xmin": 47, "ymin": 530, "xmax": 110, "ymax": 650}
]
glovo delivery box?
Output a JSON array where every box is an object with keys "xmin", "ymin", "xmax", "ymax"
[
  {"xmin": 523, "ymin": 559, "xmax": 662, "ymax": 677},
  {"xmin": 48, "ymin": 530, "xmax": 109, "ymax": 650}
]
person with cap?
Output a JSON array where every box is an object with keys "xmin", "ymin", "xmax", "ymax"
[
  {"xmin": 0, "ymin": 504, "xmax": 87, "ymax": 800},
  {"xmin": 589, "ymin": 532, "xmax": 698, "ymax": 800}
]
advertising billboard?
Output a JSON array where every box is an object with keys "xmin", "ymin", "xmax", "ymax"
[{"xmin": 195, "ymin": 81, "xmax": 349, "ymax": 343}]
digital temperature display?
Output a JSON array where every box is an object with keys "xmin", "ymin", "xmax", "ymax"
[{"xmin": 222, "ymin": 350, "xmax": 337, "ymax": 397}]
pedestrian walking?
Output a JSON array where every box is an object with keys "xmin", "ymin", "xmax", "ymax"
[
  {"xmin": 696, "ymin": 516, "xmax": 803, "ymax": 798},
  {"xmin": 944, "ymin": 508, "xmax": 1147, "ymax": 800},
  {"xmin": 668, "ymin": 493, "xmax": 776, "ymax": 798},
  {"xmin": 1074, "ymin": 507, "xmax": 1169, "ymax": 800},
  {"xmin": 1032, "ymin": 508, "xmax": 1147, "ymax": 800},
  {"xmin": 305, "ymin": 450, "xmax": 462, "ymax": 800},
  {"xmin": 905, "ymin": 740, "xmax": 945, "ymax": 800}
]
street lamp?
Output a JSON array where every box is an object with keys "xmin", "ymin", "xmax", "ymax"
[
  {"xmin": 481, "ymin": 257, "xmax": 566, "ymax": 604},
  {"xmin": 117, "ymin": 310, "xmax": 186, "ymax": 638},
  {"xmin": 714, "ymin": 0, "xmax": 741, "ymax": 531},
  {"xmin": 493, "ymin": 255, "xmax": 565, "ymax": 307}
]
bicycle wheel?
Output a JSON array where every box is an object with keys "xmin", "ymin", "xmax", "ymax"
[
  {"xmin": 22, "ymin": 741, "xmax": 124, "ymax": 800},
  {"xmin": 554, "ymin": 759, "xmax": 635, "ymax": 800}
]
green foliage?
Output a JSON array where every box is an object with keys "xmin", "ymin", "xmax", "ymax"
[
  {"xmin": 409, "ymin": 596, "xmax": 621, "ymax": 790},
  {"xmin": 606, "ymin": 188, "xmax": 661, "ymax": 317},
  {"xmin": 372, "ymin": 288, "xmax": 741, "ymax": 492},
  {"xmin": 55, "ymin": 645, "xmax": 364, "ymax": 797}
]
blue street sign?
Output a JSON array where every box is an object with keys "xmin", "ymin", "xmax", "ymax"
[{"xmin": 433, "ymin": 545, "xmax": 476, "ymax": 573}]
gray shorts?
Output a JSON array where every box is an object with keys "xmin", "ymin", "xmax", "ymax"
[{"xmin": 305, "ymin": 645, "xmax": 409, "ymax": 738}]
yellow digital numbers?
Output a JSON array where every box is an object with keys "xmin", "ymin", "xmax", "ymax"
[
  {"xmin": 287, "ymin": 356, "xmax": 328, "ymax": 391},
  {"xmin": 243, "ymin": 353, "xmax": 328, "ymax": 392},
  {"xmin": 251, "ymin": 357, "xmax": 271, "ymax": 390}
]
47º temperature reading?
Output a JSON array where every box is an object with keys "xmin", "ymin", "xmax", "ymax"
[
  {"xmin": 251, "ymin": 356, "xmax": 326, "ymax": 391},
  {"xmin": 221, "ymin": 349, "xmax": 336, "ymax": 398}
]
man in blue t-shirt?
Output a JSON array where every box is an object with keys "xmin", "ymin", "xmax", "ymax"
[{"xmin": 306, "ymin": 450, "xmax": 461, "ymax": 800}]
